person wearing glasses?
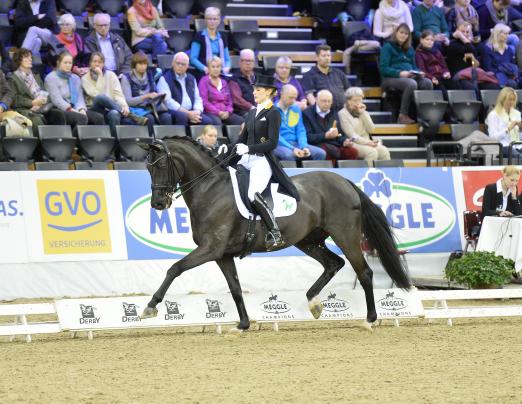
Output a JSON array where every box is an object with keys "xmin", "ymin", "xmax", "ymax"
[
  {"xmin": 230, "ymin": 48, "xmax": 257, "ymax": 116},
  {"xmin": 85, "ymin": 13, "xmax": 133, "ymax": 77}
]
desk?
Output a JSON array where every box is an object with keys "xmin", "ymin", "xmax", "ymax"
[{"xmin": 476, "ymin": 216, "xmax": 522, "ymax": 271}]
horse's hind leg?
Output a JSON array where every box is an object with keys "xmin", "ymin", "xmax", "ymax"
[
  {"xmin": 216, "ymin": 256, "xmax": 250, "ymax": 331},
  {"xmin": 296, "ymin": 237, "xmax": 345, "ymax": 319},
  {"xmin": 330, "ymin": 230, "xmax": 377, "ymax": 325}
]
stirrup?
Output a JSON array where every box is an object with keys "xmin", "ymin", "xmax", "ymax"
[{"xmin": 265, "ymin": 230, "xmax": 284, "ymax": 251}]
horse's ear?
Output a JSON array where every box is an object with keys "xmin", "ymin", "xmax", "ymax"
[{"xmin": 137, "ymin": 142, "xmax": 151, "ymax": 151}]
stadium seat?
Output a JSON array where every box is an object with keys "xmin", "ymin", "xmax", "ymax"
[
  {"xmin": 0, "ymin": 162, "xmax": 30, "ymax": 171},
  {"xmin": 312, "ymin": 0, "xmax": 348, "ymax": 28},
  {"xmin": 73, "ymin": 15, "xmax": 89, "ymax": 37},
  {"xmin": 157, "ymin": 54, "xmax": 174, "ymax": 71},
  {"xmin": 34, "ymin": 162, "xmax": 71, "ymax": 170},
  {"xmin": 337, "ymin": 159, "xmax": 369, "ymax": 168},
  {"xmin": 516, "ymin": 90, "xmax": 522, "ymax": 111},
  {"xmin": 346, "ymin": 0, "xmax": 371, "ymax": 21},
  {"xmin": 1, "ymin": 131, "xmax": 38, "ymax": 162},
  {"xmin": 189, "ymin": 125, "xmax": 224, "ymax": 139},
  {"xmin": 194, "ymin": 19, "xmax": 226, "ymax": 33},
  {"xmin": 162, "ymin": 18, "xmax": 194, "ymax": 53},
  {"xmin": 447, "ymin": 90, "xmax": 482, "ymax": 124},
  {"xmin": 262, "ymin": 56, "xmax": 298, "ymax": 76},
  {"xmin": 342, "ymin": 21, "xmax": 371, "ymax": 45},
  {"xmin": 95, "ymin": 0, "xmax": 126, "ymax": 17},
  {"xmin": 163, "ymin": 0, "xmax": 195, "ymax": 18},
  {"xmin": 414, "ymin": 90, "xmax": 448, "ymax": 127},
  {"xmin": 154, "ymin": 125, "xmax": 188, "ymax": 139},
  {"xmin": 450, "ymin": 123, "xmax": 480, "ymax": 140},
  {"xmin": 113, "ymin": 161, "xmax": 147, "ymax": 170},
  {"xmin": 301, "ymin": 160, "xmax": 333, "ymax": 168},
  {"xmin": 373, "ymin": 159, "xmax": 404, "ymax": 168},
  {"xmin": 0, "ymin": 0, "xmax": 15, "ymax": 14},
  {"xmin": 74, "ymin": 161, "xmax": 111, "ymax": 170},
  {"xmin": 198, "ymin": 0, "xmax": 227, "ymax": 14},
  {"xmin": 59, "ymin": 0, "xmax": 89, "ymax": 16},
  {"xmin": 280, "ymin": 160, "xmax": 297, "ymax": 168},
  {"xmin": 115, "ymin": 125, "xmax": 152, "ymax": 161},
  {"xmin": 38, "ymin": 125, "xmax": 77, "ymax": 162},
  {"xmin": 480, "ymin": 89, "xmax": 500, "ymax": 114},
  {"xmin": 77, "ymin": 125, "xmax": 115, "ymax": 162},
  {"xmin": 229, "ymin": 20, "xmax": 263, "ymax": 52},
  {"xmin": 0, "ymin": 14, "xmax": 13, "ymax": 46},
  {"xmin": 225, "ymin": 125, "xmax": 242, "ymax": 144}
]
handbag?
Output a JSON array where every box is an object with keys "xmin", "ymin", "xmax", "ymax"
[{"xmin": 1, "ymin": 111, "xmax": 33, "ymax": 137}]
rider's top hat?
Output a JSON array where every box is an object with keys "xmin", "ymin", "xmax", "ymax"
[{"xmin": 254, "ymin": 75, "xmax": 277, "ymax": 89}]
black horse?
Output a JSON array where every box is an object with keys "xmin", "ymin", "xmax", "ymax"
[{"xmin": 140, "ymin": 137, "xmax": 411, "ymax": 330}]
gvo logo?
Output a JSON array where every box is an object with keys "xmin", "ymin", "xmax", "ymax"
[
  {"xmin": 37, "ymin": 179, "xmax": 112, "ymax": 254},
  {"xmin": 359, "ymin": 170, "xmax": 456, "ymax": 249},
  {"xmin": 125, "ymin": 193, "xmax": 196, "ymax": 255}
]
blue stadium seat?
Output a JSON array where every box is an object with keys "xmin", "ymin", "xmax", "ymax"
[
  {"xmin": 162, "ymin": 18, "xmax": 194, "ymax": 53},
  {"xmin": 77, "ymin": 125, "xmax": 115, "ymax": 162},
  {"xmin": 58, "ymin": 0, "xmax": 89, "ymax": 16},
  {"xmin": 153, "ymin": 125, "xmax": 188, "ymax": 139},
  {"xmin": 229, "ymin": 20, "xmax": 263, "ymax": 52},
  {"xmin": 163, "ymin": 0, "xmax": 195, "ymax": 18},
  {"xmin": 115, "ymin": 125, "xmax": 152, "ymax": 161},
  {"xmin": 38, "ymin": 125, "xmax": 77, "ymax": 162}
]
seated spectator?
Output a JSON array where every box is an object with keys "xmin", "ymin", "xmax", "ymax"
[
  {"xmin": 127, "ymin": 0, "xmax": 168, "ymax": 61},
  {"xmin": 486, "ymin": 86, "xmax": 522, "ymax": 156},
  {"xmin": 373, "ymin": 0, "xmax": 414, "ymax": 40},
  {"xmin": 190, "ymin": 7, "xmax": 231, "ymax": 77},
  {"xmin": 482, "ymin": 23, "xmax": 521, "ymax": 88},
  {"xmin": 446, "ymin": 21, "xmax": 500, "ymax": 92},
  {"xmin": 482, "ymin": 165, "xmax": 521, "ymax": 217},
  {"xmin": 446, "ymin": 0, "xmax": 481, "ymax": 42},
  {"xmin": 230, "ymin": 49, "xmax": 256, "ymax": 116},
  {"xmin": 45, "ymin": 51, "xmax": 105, "ymax": 128},
  {"xmin": 23, "ymin": 13, "xmax": 90, "ymax": 76},
  {"xmin": 302, "ymin": 44, "xmax": 350, "ymax": 111},
  {"xmin": 415, "ymin": 30, "xmax": 454, "ymax": 96},
  {"xmin": 14, "ymin": 0, "xmax": 57, "ymax": 48},
  {"xmin": 120, "ymin": 52, "xmax": 172, "ymax": 130},
  {"xmin": 338, "ymin": 87, "xmax": 391, "ymax": 163},
  {"xmin": 412, "ymin": 0, "xmax": 450, "ymax": 45},
  {"xmin": 84, "ymin": 13, "xmax": 133, "ymax": 77},
  {"xmin": 198, "ymin": 56, "xmax": 244, "ymax": 125},
  {"xmin": 196, "ymin": 124, "xmax": 220, "ymax": 155},
  {"xmin": 302, "ymin": 89, "xmax": 358, "ymax": 162},
  {"xmin": 273, "ymin": 56, "xmax": 307, "ymax": 110},
  {"xmin": 477, "ymin": 0, "xmax": 522, "ymax": 48},
  {"xmin": 157, "ymin": 52, "xmax": 214, "ymax": 125},
  {"xmin": 82, "ymin": 52, "xmax": 148, "ymax": 137},
  {"xmin": 274, "ymin": 84, "xmax": 326, "ymax": 161},
  {"xmin": 380, "ymin": 23, "xmax": 433, "ymax": 124},
  {"xmin": 8, "ymin": 48, "xmax": 65, "ymax": 135}
]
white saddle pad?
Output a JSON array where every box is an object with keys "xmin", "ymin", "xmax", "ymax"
[{"xmin": 228, "ymin": 167, "xmax": 297, "ymax": 219}]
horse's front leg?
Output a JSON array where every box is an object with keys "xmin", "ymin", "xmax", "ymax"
[
  {"xmin": 216, "ymin": 256, "xmax": 250, "ymax": 331},
  {"xmin": 142, "ymin": 245, "xmax": 218, "ymax": 318}
]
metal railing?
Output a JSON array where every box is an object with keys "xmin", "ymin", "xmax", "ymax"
[
  {"xmin": 466, "ymin": 141, "xmax": 503, "ymax": 166},
  {"xmin": 508, "ymin": 141, "xmax": 522, "ymax": 165},
  {"xmin": 426, "ymin": 141, "xmax": 463, "ymax": 167}
]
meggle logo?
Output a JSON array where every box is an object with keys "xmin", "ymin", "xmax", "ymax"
[
  {"xmin": 37, "ymin": 179, "xmax": 112, "ymax": 254},
  {"xmin": 360, "ymin": 170, "xmax": 456, "ymax": 249},
  {"xmin": 125, "ymin": 193, "xmax": 196, "ymax": 255}
]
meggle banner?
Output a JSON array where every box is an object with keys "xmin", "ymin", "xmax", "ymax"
[
  {"xmin": 0, "ymin": 173, "xmax": 28, "ymax": 263},
  {"xmin": 119, "ymin": 167, "xmax": 461, "ymax": 259},
  {"xmin": 20, "ymin": 171, "xmax": 127, "ymax": 262}
]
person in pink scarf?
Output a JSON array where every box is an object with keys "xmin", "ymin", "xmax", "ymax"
[{"xmin": 127, "ymin": 0, "xmax": 168, "ymax": 61}]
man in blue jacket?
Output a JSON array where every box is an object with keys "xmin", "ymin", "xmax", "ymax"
[{"xmin": 274, "ymin": 84, "xmax": 326, "ymax": 161}]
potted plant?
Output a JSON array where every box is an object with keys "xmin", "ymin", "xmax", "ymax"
[{"xmin": 445, "ymin": 251, "xmax": 514, "ymax": 289}]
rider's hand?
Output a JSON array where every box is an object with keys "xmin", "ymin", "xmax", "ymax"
[{"xmin": 236, "ymin": 143, "xmax": 249, "ymax": 156}]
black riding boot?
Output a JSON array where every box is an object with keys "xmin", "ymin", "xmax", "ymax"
[{"xmin": 252, "ymin": 192, "xmax": 284, "ymax": 251}]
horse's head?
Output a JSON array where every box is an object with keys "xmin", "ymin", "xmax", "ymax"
[{"xmin": 139, "ymin": 140, "xmax": 183, "ymax": 211}]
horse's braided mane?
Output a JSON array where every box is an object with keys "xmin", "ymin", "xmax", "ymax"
[{"xmin": 161, "ymin": 135, "xmax": 225, "ymax": 169}]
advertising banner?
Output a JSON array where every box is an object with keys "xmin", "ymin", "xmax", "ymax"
[
  {"xmin": 0, "ymin": 173, "xmax": 28, "ymax": 263},
  {"xmin": 20, "ymin": 171, "xmax": 127, "ymax": 262},
  {"xmin": 119, "ymin": 167, "xmax": 461, "ymax": 260}
]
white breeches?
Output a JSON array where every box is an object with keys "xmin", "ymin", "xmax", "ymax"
[{"xmin": 238, "ymin": 154, "xmax": 272, "ymax": 201}]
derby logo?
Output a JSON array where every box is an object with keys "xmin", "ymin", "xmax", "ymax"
[
  {"xmin": 125, "ymin": 193, "xmax": 196, "ymax": 256},
  {"xmin": 206, "ymin": 299, "xmax": 226, "ymax": 319},
  {"xmin": 79, "ymin": 304, "xmax": 100, "ymax": 324},
  {"xmin": 360, "ymin": 169, "xmax": 456, "ymax": 249},
  {"xmin": 164, "ymin": 300, "xmax": 185, "ymax": 321},
  {"xmin": 122, "ymin": 302, "xmax": 141, "ymax": 322}
]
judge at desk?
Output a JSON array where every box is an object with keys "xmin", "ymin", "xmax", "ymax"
[{"xmin": 482, "ymin": 166, "xmax": 522, "ymax": 218}]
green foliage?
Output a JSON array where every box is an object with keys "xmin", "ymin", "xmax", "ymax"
[{"xmin": 445, "ymin": 251, "xmax": 514, "ymax": 288}]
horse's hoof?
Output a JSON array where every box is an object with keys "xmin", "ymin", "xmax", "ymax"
[
  {"xmin": 228, "ymin": 327, "xmax": 245, "ymax": 335},
  {"xmin": 141, "ymin": 306, "xmax": 158, "ymax": 319},
  {"xmin": 358, "ymin": 320, "xmax": 374, "ymax": 332},
  {"xmin": 308, "ymin": 296, "xmax": 323, "ymax": 319}
]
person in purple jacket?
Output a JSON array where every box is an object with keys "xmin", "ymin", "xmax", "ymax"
[{"xmin": 273, "ymin": 56, "xmax": 308, "ymax": 111}]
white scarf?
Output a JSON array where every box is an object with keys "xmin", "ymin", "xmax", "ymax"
[{"xmin": 379, "ymin": 0, "xmax": 407, "ymax": 25}]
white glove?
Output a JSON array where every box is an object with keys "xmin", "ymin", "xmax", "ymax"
[
  {"xmin": 217, "ymin": 144, "xmax": 228, "ymax": 155},
  {"xmin": 236, "ymin": 143, "xmax": 249, "ymax": 156}
]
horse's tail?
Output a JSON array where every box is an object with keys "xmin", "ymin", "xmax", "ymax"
[{"xmin": 348, "ymin": 180, "xmax": 411, "ymax": 289}]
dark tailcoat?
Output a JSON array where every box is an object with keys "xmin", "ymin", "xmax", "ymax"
[
  {"xmin": 482, "ymin": 183, "xmax": 522, "ymax": 218},
  {"xmin": 233, "ymin": 103, "xmax": 300, "ymax": 200}
]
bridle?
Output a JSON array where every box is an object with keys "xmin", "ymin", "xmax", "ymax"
[{"xmin": 147, "ymin": 140, "xmax": 237, "ymax": 208}]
